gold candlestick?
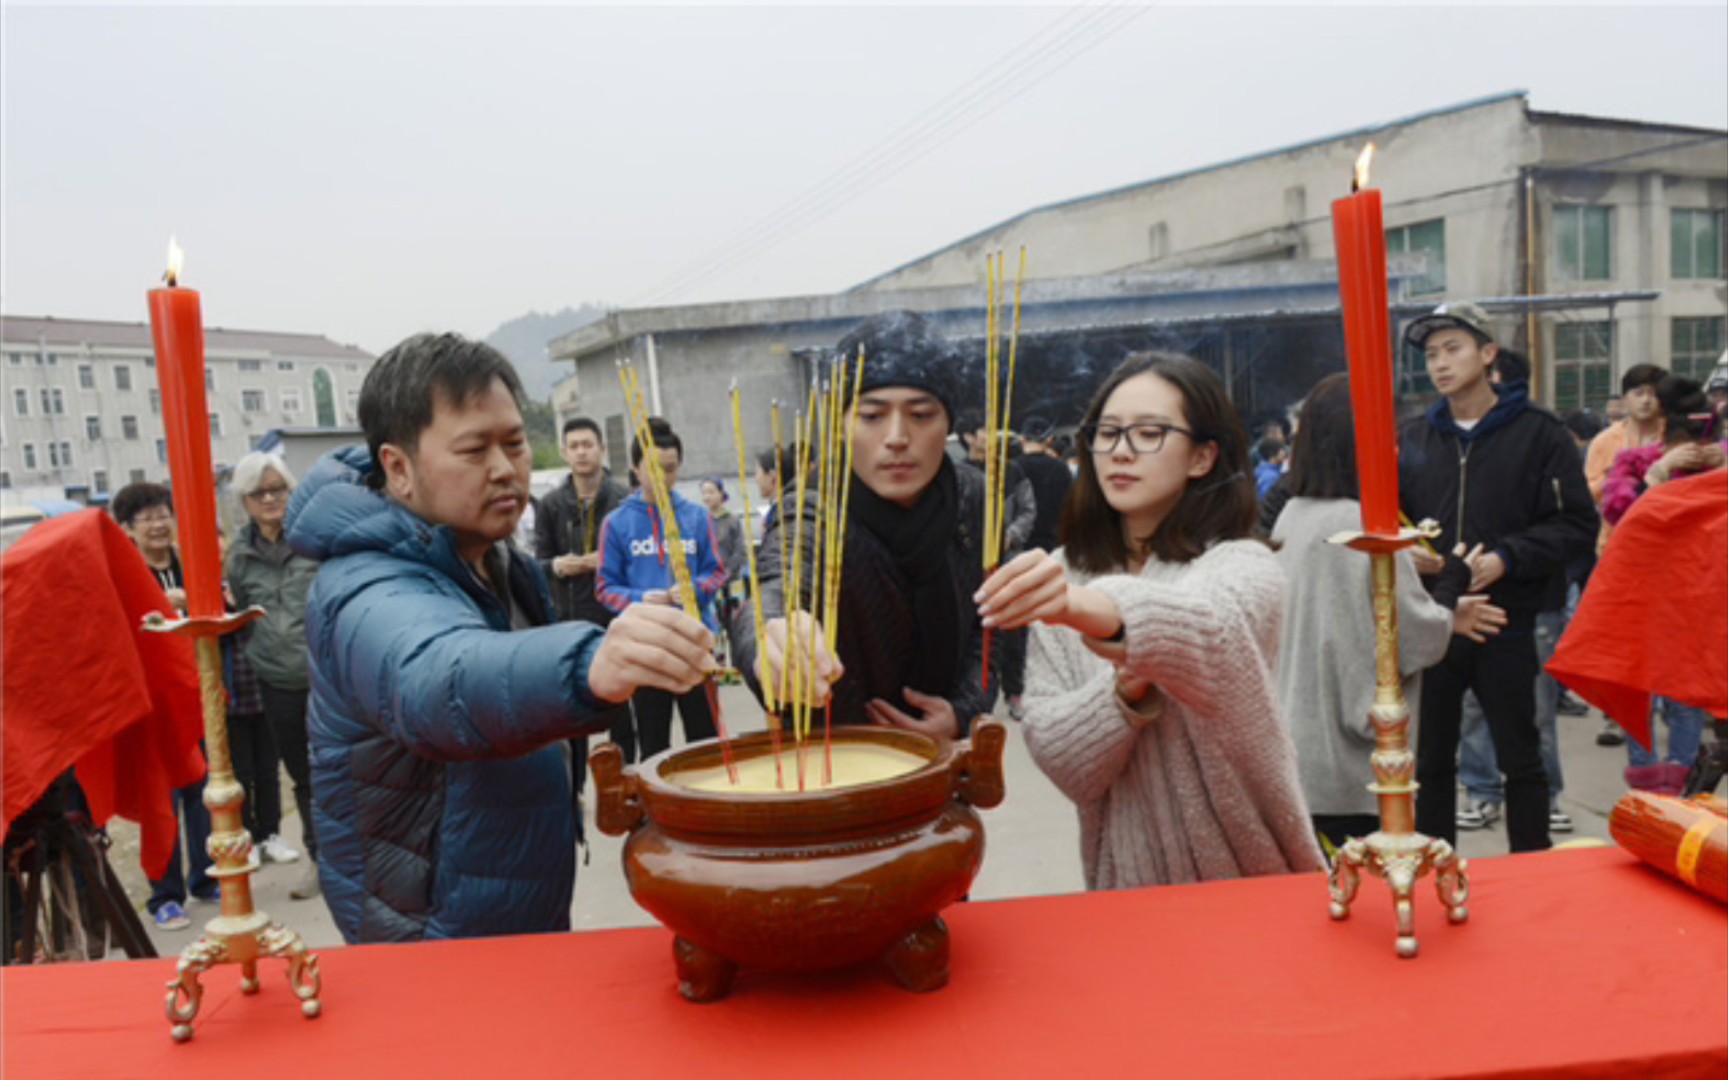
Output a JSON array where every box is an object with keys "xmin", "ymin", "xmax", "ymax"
[
  {"xmin": 143, "ymin": 608, "xmax": 322, "ymax": 1041},
  {"xmin": 1324, "ymin": 523, "xmax": 1471, "ymax": 958}
]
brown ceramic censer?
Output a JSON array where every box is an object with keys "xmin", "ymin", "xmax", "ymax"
[{"xmin": 589, "ymin": 720, "xmax": 1006, "ymax": 1002}]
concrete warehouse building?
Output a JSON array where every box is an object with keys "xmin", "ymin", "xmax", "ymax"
[
  {"xmin": 0, "ymin": 315, "xmax": 374, "ymax": 505},
  {"xmin": 556, "ymin": 91, "xmax": 1724, "ymax": 481}
]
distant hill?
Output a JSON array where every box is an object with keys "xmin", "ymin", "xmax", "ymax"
[{"xmin": 483, "ymin": 305, "xmax": 607, "ymax": 401}]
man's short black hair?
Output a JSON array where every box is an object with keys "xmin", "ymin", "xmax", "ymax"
[
  {"xmin": 757, "ymin": 443, "xmax": 803, "ymax": 480},
  {"xmin": 110, "ymin": 482, "xmax": 173, "ymax": 527},
  {"xmin": 358, "ymin": 333, "xmax": 525, "ymax": 489},
  {"xmin": 1562, "ymin": 409, "xmax": 1603, "ymax": 443},
  {"xmin": 562, "ymin": 416, "xmax": 603, "ymax": 443},
  {"xmin": 1621, "ymin": 363, "xmax": 1667, "ymax": 395},
  {"xmin": 1493, "ymin": 347, "xmax": 1531, "ymax": 386},
  {"xmin": 630, "ymin": 417, "xmax": 682, "ymax": 467}
]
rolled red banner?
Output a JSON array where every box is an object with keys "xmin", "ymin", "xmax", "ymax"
[{"xmin": 146, "ymin": 259, "xmax": 224, "ymax": 619}]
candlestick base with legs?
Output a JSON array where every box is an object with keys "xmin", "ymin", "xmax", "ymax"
[
  {"xmin": 1323, "ymin": 524, "xmax": 1471, "ymax": 958},
  {"xmin": 143, "ymin": 609, "xmax": 323, "ymax": 1041}
]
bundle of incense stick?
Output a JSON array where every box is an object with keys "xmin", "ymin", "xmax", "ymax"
[
  {"xmin": 980, "ymin": 247, "xmax": 1028, "ymax": 691},
  {"xmin": 732, "ymin": 351, "xmax": 866, "ymax": 790},
  {"xmin": 617, "ymin": 362, "xmax": 738, "ymax": 783},
  {"xmin": 1609, "ymin": 789, "xmax": 1727, "ymax": 904}
]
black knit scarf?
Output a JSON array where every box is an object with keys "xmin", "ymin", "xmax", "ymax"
[{"xmin": 847, "ymin": 457, "xmax": 961, "ymax": 698}]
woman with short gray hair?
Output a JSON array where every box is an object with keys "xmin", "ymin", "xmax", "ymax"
[{"xmin": 226, "ymin": 451, "xmax": 322, "ymax": 900}]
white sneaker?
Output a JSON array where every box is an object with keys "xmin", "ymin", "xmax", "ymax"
[{"xmin": 260, "ymin": 834, "xmax": 301, "ymax": 864}]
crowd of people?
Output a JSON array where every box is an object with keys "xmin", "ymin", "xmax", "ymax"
[{"xmin": 76, "ymin": 301, "xmax": 1725, "ymax": 946}]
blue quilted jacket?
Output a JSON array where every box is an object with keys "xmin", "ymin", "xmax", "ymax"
[{"xmin": 286, "ymin": 446, "xmax": 611, "ymax": 943}]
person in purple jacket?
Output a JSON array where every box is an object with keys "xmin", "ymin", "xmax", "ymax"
[{"xmin": 596, "ymin": 417, "xmax": 728, "ymax": 762}]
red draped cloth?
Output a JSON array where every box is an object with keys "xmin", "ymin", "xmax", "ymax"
[
  {"xmin": 1549, "ymin": 469, "xmax": 1728, "ymax": 750},
  {"xmin": 2, "ymin": 509, "xmax": 205, "ymax": 878}
]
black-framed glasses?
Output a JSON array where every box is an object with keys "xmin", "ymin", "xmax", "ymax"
[{"xmin": 1081, "ymin": 422, "xmax": 1197, "ymax": 456}]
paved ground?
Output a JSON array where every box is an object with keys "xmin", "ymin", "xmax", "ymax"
[{"xmin": 103, "ymin": 684, "xmax": 1645, "ymax": 959}]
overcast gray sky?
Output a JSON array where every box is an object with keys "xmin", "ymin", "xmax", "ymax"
[{"xmin": 4, "ymin": 3, "xmax": 1724, "ymax": 355}]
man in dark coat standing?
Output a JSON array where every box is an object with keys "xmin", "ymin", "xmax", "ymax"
[
  {"xmin": 533, "ymin": 416, "xmax": 629, "ymax": 842},
  {"xmin": 1397, "ymin": 302, "xmax": 1597, "ymax": 855}
]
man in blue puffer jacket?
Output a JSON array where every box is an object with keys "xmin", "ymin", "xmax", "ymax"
[{"xmin": 286, "ymin": 333, "xmax": 715, "ymax": 944}]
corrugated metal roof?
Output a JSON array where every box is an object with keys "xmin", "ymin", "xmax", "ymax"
[{"xmin": 0, "ymin": 314, "xmax": 373, "ymax": 361}]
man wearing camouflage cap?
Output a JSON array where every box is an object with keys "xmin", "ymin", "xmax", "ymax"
[{"xmin": 1397, "ymin": 302, "xmax": 1597, "ymax": 855}]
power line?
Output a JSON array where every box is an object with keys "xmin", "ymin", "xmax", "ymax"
[{"xmin": 629, "ymin": 3, "xmax": 1146, "ymax": 307}]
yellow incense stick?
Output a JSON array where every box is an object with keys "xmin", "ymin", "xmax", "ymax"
[{"xmin": 730, "ymin": 382, "xmax": 774, "ymax": 715}]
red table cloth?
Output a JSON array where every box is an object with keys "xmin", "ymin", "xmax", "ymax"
[{"xmin": 5, "ymin": 847, "xmax": 1724, "ymax": 1079}]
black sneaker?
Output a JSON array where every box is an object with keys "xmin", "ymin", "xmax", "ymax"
[
  {"xmin": 1556, "ymin": 693, "xmax": 1589, "ymax": 717},
  {"xmin": 1595, "ymin": 721, "xmax": 1626, "ymax": 747}
]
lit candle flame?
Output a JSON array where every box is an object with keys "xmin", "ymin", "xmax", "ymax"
[
  {"xmin": 164, "ymin": 235, "xmax": 184, "ymax": 287},
  {"xmin": 1352, "ymin": 144, "xmax": 1376, "ymax": 193}
]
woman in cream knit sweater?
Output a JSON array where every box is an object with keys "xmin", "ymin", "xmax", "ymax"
[{"xmin": 976, "ymin": 353, "xmax": 1323, "ymax": 889}]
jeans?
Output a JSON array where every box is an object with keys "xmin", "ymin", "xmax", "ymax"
[
  {"xmin": 260, "ymin": 683, "xmax": 316, "ymax": 862},
  {"xmin": 1416, "ymin": 615, "xmax": 1550, "ymax": 852},
  {"xmin": 1458, "ymin": 610, "xmax": 1565, "ymax": 808},
  {"xmin": 633, "ymin": 685, "xmax": 717, "ymax": 762},
  {"xmin": 147, "ymin": 782, "xmax": 214, "ymax": 911},
  {"xmin": 227, "ymin": 711, "xmax": 281, "ymax": 841},
  {"xmin": 1628, "ymin": 697, "xmax": 1708, "ymax": 769}
]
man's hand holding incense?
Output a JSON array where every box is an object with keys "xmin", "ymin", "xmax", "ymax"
[
  {"xmin": 588, "ymin": 602, "xmax": 716, "ymax": 703},
  {"xmin": 866, "ymin": 688, "xmax": 959, "ymax": 742},
  {"xmin": 760, "ymin": 611, "xmax": 845, "ymax": 706}
]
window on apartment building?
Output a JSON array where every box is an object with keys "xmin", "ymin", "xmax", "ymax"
[
  {"xmin": 115, "ymin": 364, "xmax": 133, "ymax": 391},
  {"xmin": 206, "ymin": 368, "xmax": 215, "ymax": 391},
  {"xmin": 1552, "ymin": 321, "xmax": 1614, "ymax": 413},
  {"xmin": 48, "ymin": 441, "xmax": 72, "ymax": 468},
  {"xmin": 278, "ymin": 361, "xmax": 295, "ymax": 372},
  {"xmin": 156, "ymin": 438, "xmax": 168, "ymax": 463},
  {"xmin": 122, "ymin": 415, "xmax": 140, "ymax": 440},
  {"xmin": 1384, "ymin": 218, "xmax": 1447, "ymax": 294},
  {"xmin": 149, "ymin": 388, "xmax": 161, "ymax": 414},
  {"xmin": 13, "ymin": 388, "xmax": 28, "ymax": 416},
  {"xmin": 129, "ymin": 468, "xmax": 146, "ymax": 484},
  {"xmin": 7, "ymin": 352, "xmax": 20, "ymax": 365},
  {"xmin": 39, "ymin": 388, "xmax": 65, "ymax": 415},
  {"xmin": 44, "ymin": 353, "xmax": 58, "ymax": 366},
  {"xmin": 1671, "ymin": 316, "xmax": 1725, "ymax": 382},
  {"xmin": 1554, "ymin": 204, "xmax": 1612, "ymax": 282},
  {"xmin": 23, "ymin": 444, "xmax": 37, "ymax": 470},
  {"xmin": 85, "ymin": 415, "xmax": 102, "ymax": 441},
  {"xmin": 1147, "ymin": 222, "xmax": 1169, "ymax": 261},
  {"xmin": 0, "ymin": 471, "xmax": 10, "ymax": 489},
  {"xmin": 1671, "ymin": 209, "xmax": 1724, "ymax": 281},
  {"xmin": 346, "ymin": 388, "xmax": 359, "ymax": 419},
  {"xmin": 242, "ymin": 389, "xmax": 266, "ymax": 412},
  {"xmin": 281, "ymin": 388, "xmax": 302, "ymax": 413},
  {"xmin": 239, "ymin": 359, "xmax": 263, "ymax": 373},
  {"xmin": 78, "ymin": 363, "xmax": 95, "ymax": 390},
  {"xmin": 92, "ymin": 470, "xmax": 109, "ymax": 495},
  {"xmin": 210, "ymin": 413, "xmax": 223, "ymax": 437}
]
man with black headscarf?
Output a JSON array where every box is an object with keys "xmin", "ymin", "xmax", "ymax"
[{"xmin": 744, "ymin": 310, "xmax": 990, "ymax": 739}]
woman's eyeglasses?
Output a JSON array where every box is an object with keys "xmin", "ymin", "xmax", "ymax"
[
  {"xmin": 1080, "ymin": 422, "xmax": 1197, "ymax": 456},
  {"xmin": 245, "ymin": 485, "xmax": 290, "ymax": 503}
]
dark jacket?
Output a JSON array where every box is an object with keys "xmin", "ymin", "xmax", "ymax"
[
  {"xmin": 287, "ymin": 446, "xmax": 615, "ymax": 944},
  {"xmin": 225, "ymin": 521, "xmax": 318, "ymax": 690},
  {"xmin": 1398, "ymin": 383, "xmax": 1598, "ymax": 614},
  {"xmin": 1018, "ymin": 452, "xmax": 1074, "ymax": 552},
  {"xmin": 532, "ymin": 471, "xmax": 627, "ymax": 626},
  {"xmin": 738, "ymin": 461, "xmax": 990, "ymax": 735}
]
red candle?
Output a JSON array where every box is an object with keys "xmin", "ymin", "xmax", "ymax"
[
  {"xmin": 1331, "ymin": 144, "xmax": 1400, "ymax": 537},
  {"xmin": 146, "ymin": 238, "xmax": 225, "ymax": 618}
]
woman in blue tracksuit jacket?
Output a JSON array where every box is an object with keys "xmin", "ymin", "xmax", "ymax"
[{"xmin": 596, "ymin": 477, "xmax": 727, "ymax": 762}]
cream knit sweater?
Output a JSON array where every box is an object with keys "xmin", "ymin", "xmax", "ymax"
[{"xmin": 1022, "ymin": 539, "xmax": 1324, "ymax": 890}]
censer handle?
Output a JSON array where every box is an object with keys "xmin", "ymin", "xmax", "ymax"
[
  {"xmin": 589, "ymin": 742, "xmax": 645, "ymax": 835},
  {"xmin": 954, "ymin": 718, "xmax": 1007, "ymax": 809}
]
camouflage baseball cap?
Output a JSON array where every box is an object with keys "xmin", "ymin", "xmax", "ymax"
[{"xmin": 1404, "ymin": 301, "xmax": 1494, "ymax": 349}]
